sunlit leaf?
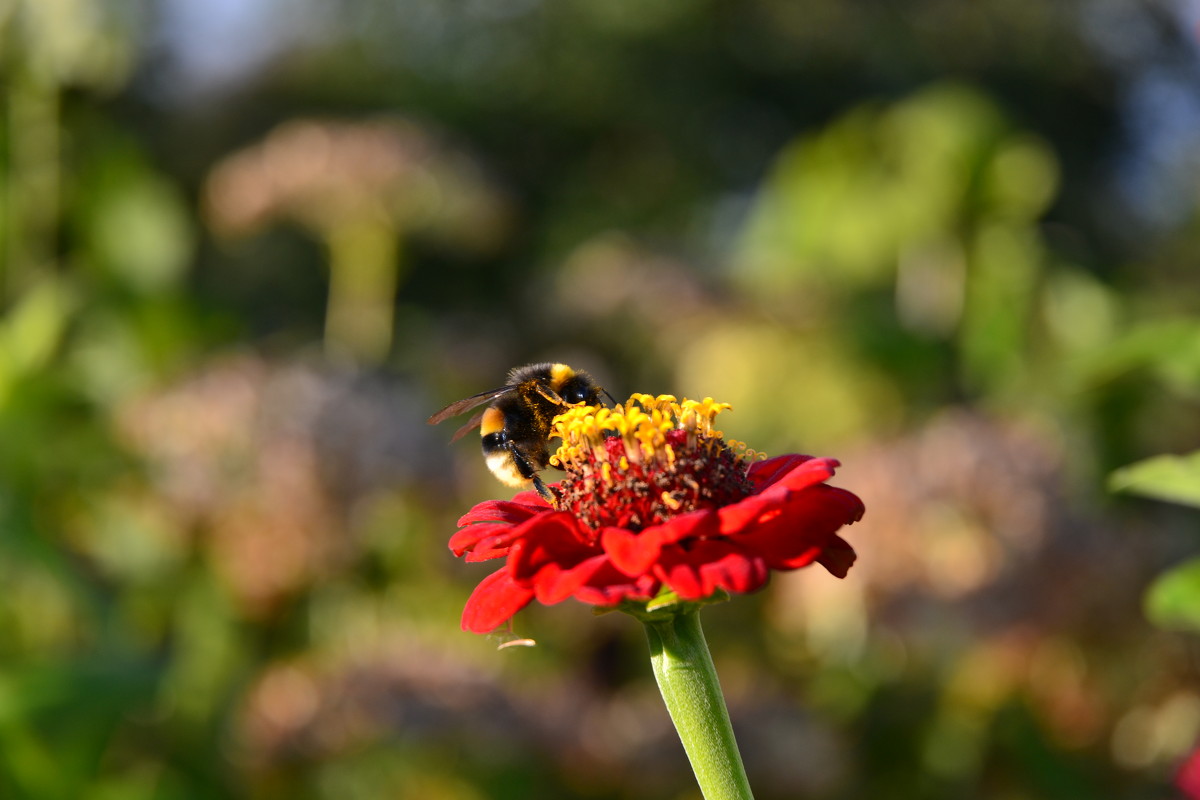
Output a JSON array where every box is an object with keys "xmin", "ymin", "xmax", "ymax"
[
  {"xmin": 1145, "ymin": 557, "xmax": 1200, "ymax": 632},
  {"xmin": 90, "ymin": 174, "xmax": 193, "ymax": 292},
  {"xmin": 0, "ymin": 280, "xmax": 74, "ymax": 374},
  {"xmin": 959, "ymin": 222, "xmax": 1041, "ymax": 395},
  {"xmin": 981, "ymin": 134, "xmax": 1059, "ymax": 220},
  {"xmin": 735, "ymin": 84, "xmax": 1012, "ymax": 294},
  {"xmin": 1109, "ymin": 451, "xmax": 1200, "ymax": 509},
  {"xmin": 0, "ymin": 280, "xmax": 76, "ymax": 407},
  {"xmin": 1083, "ymin": 319, "xmax": 1200, "ymax": 393}
]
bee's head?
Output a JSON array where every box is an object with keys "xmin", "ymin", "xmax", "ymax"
[{"xmin": 551, "ymin": 369, "xmax": 605, "ymax": 406}]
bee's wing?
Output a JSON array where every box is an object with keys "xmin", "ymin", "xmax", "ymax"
[
  {"xmin": 426, "ymin": 386, "xmax": 513, "ymax": 426},
  {"xmin": 449, "ymin": 410, "xmax": 488, "ymax": 443}
]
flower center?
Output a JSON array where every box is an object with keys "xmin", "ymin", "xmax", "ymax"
[{"xmin": 548, "ymin": 395, "xmax": 756, "ymax": 532}]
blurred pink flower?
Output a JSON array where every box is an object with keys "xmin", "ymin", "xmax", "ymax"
[{"xmin": 1179, "ymin": 745, "xmax": 1200, "ymax": 799}]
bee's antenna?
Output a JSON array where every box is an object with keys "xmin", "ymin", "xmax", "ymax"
[{"xmin": 602, "ymin": 388, "xmax": 617, "ymax": 406}]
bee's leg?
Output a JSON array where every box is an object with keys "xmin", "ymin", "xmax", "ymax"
[
  {"xmin": 505, "ymin": 441, "xmax": 557, "ymax": 504},
  {"xmin": 531, "ymin": 475, "xmax": 555, "ymax": 504},
  {"xmin": 533, "ymin": 385, "xmax": 565, "ymax": 405}
]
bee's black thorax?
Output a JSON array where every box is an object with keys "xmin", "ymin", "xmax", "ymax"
[
  {"xmin": 481, "ymin": 376, "xmax": 557, "ymax": 469},
  {"xmin": 469, "ymin": 363, "xmax": 605, "ymax": 495}
]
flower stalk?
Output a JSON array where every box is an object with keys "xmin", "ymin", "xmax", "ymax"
[{"xmin": 645, "ymin": 610, "xmax": 755, "ymax": 800}]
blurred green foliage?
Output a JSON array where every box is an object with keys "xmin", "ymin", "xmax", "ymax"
[
  {"xmin": 2, "ymin": 0, "xmax": 1200, "ymax": 798},
  {"xmin": 1112, "ymin": 452, "xmax": 1200, "ymax": 511}
]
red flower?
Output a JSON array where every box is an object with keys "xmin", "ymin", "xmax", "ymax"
[
  {"xmin": 449, "ymin": 396, "xmax": 865, "ymax": 633},
  {"xmin": 1180, "ymin": 746, "xmax": 1200, "ymax": 800}
]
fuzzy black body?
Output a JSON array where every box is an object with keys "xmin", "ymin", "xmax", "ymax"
[{"xmin": 426, "ymin": 362, "xmax": 608, "ymax": 500}]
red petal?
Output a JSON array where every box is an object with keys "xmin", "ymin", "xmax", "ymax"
[
  {"xmin": 508, "ymin": 513, "xmax": 597, "ymax": 583},
  {"xmin": 717, "ymin": 491, "xmax": 781, "ymax": 535},
  {"xmin": 770, "ymin": 543, "xmax": 824, "ymax": 569},
  {"xmin": 602, "ymin": 511, "xmax": 719, "ymax": 576},
  {"xmin": 601, "ymin": 527, "xmax": 662, "ymax": 575},
  {"xmin": 771, "ymin": 457, "xmax": 841, "ymax": 493},
  {"xmin": 449, "ymin": 520, "xmax": 522, "ymax": 558},
  {"xmin": 456, "ymin": 497, "xmax": 547, "ymax": 527},
  {"xmin": 723, "ymin": 457, "xmax": 861, "ymax": 536},
  {"xmin": 782, "ymin": 484, "xmax": 865, "ymax": 528},
  {"xmin": 1180, "ymin": 747, "xmax": 1200, "ymax": 800},
  {"xmin": 462, "ymin": 540, "xmax": 514, "ymax": 562},
  {"xmin": 654, "ymin": 540, "xmax": 768, "ymax": 600},
  {"xmin": 720, "ymin": 458, "xmax": 839, "ymax": 535},
  {"xmin": 738, "ymin": 485, "xmax": 863, "ymax": 570},
  {"xmin": 746, "ymin": 454, "xmax": 814, "ymax": 489},
  {"xmin": 816, "ymin": 534, "xmax": 857, "ymax": 578},
  {"xmin": 652, "ymin": 508, "xmax": 720, "ymax": 544},
  {"xmin": 460, "ymin": 569, "xmax": 535, "ymax": 633},
  {"xmin": 529, "ymin": 554, "xmax": 609, "ymax": 604},
  {"xmin": 702, "ymin": 547, "xmax": 768, "ymax": 596},
  {"xmin": 573, "ymin": 567, "xmax": 660, "ymax": 606},
  {"xmin": 451, "ymin": 503, "xmax": 573, "ymax": 560}
]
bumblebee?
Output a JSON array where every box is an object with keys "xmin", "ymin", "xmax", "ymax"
[{"xmin": 427, "ymin": 363, "xmax": 611, "ymax": 501}]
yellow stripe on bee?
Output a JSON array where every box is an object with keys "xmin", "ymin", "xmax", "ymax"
[
  {"xmin": 480, "ymin": 406, "xmax": 505, "ymax": 436},
  {"xmin": 486, "ymin": 451, "xmax": 528, "ymax": 486},
  {"xmin": 549, "ymin": 363, "xmax": 575, "ymax": 389}
]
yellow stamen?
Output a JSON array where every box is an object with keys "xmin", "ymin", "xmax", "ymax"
[{"xmin": 550, "ymin": 393, "xmax": 736, "ymax": 472}]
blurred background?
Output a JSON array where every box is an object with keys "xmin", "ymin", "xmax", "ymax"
[{"xmin": 3, "ymin": 1, "xmax": 1200, "ymax": 798}]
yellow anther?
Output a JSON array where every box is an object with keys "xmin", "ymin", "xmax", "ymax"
[{"xmin": 549, "ymin": 393, "xmax": 736, "ymax": 474}]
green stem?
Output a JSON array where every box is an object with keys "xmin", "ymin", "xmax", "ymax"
[
  {"xmin": 644, "ymin": 611, "xmax": 755, "ymax": 800},
  {"xmin": 323, "ymin": 218, "xmax": 400, "ymax": 364}
]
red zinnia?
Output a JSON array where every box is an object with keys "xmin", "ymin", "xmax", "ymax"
[
  {"xmin": 449, "ymin": 395, "xmax": 865, "ymax": 633},
  {"xmin": 1180, "ymin": 746, "xmax": 1200, "ymax": 800}
]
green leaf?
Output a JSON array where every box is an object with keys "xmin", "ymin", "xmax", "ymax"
[
  {"xmin": 0, "ymin": 279, "xmax": 75, "ymax": 375},
  {"xmin": 1108, "ymin": 451, "xmax": 1200, "ymax": 509},
  {"xmin": 1145, "ymin": 557, "xmax": 1200, "ymax": 632},
  {"xmin": 1082, "ymin": 318, "xmax": 1200, "ymax": 393}
]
